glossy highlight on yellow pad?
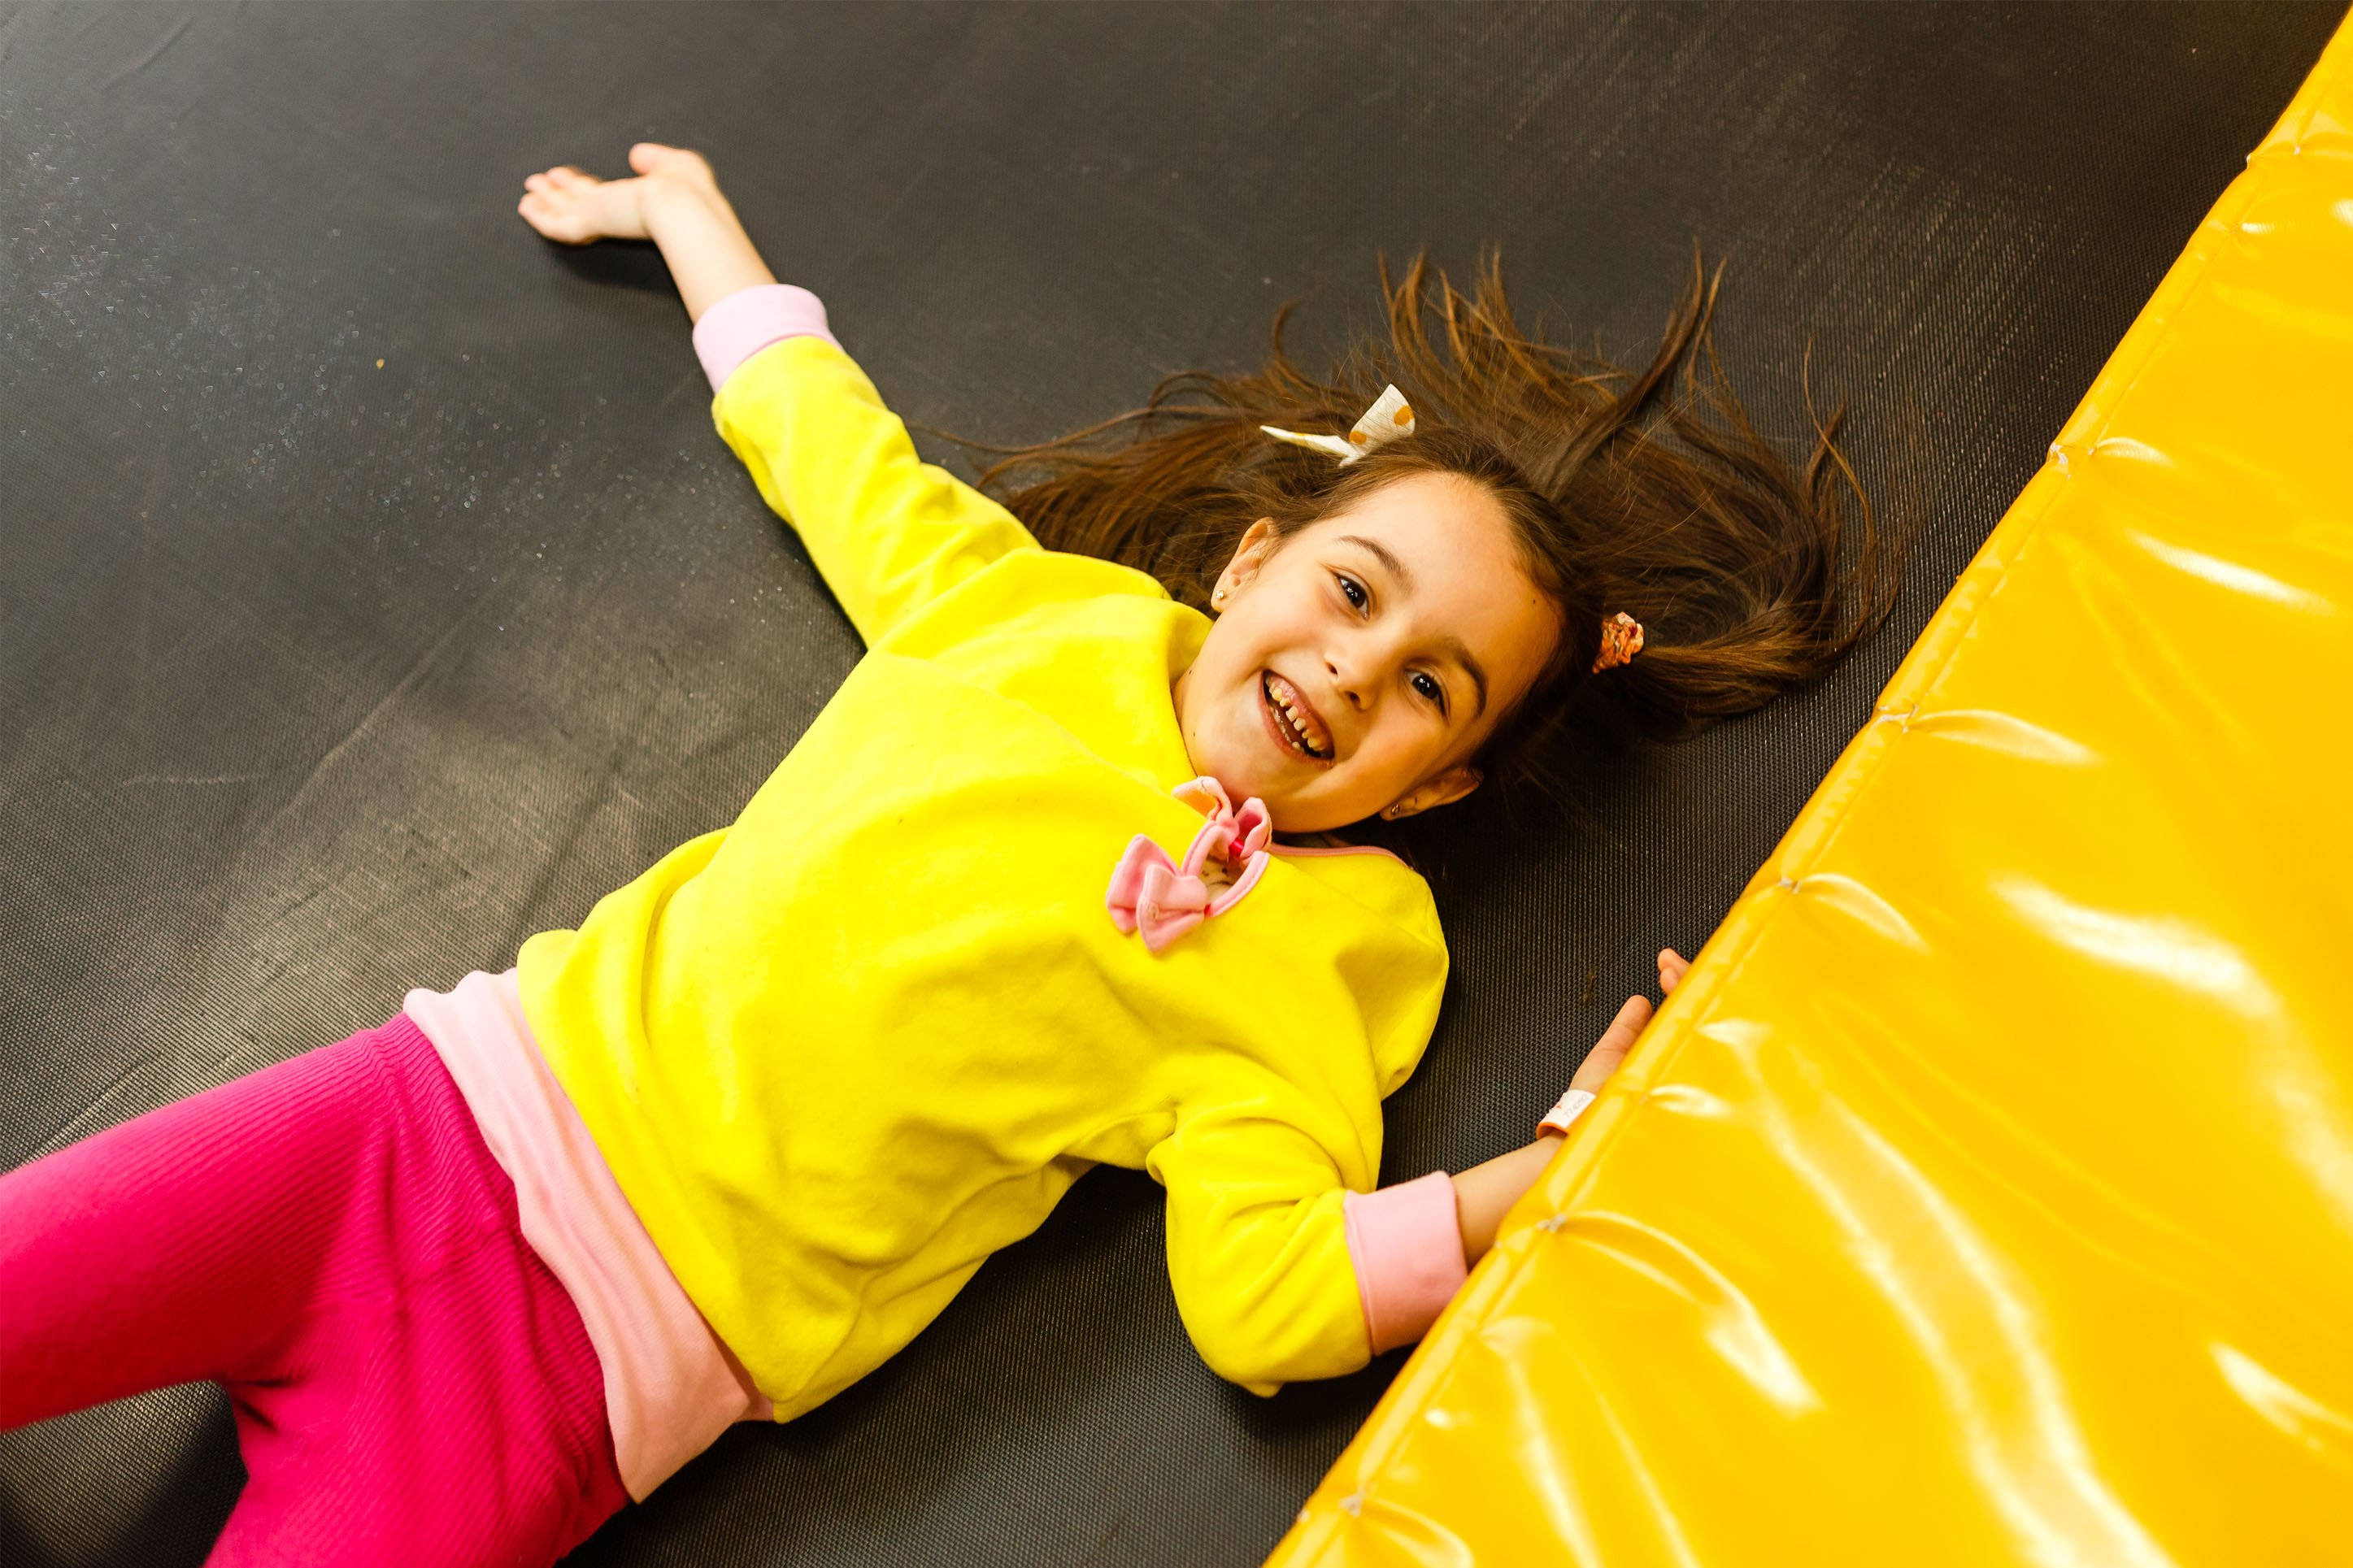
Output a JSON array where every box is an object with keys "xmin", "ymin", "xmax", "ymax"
[{"xmin": 1270, "ymin": 17, "xmax": 2353, "ymax": 1567}]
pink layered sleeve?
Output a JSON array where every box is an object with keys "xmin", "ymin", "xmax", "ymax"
[
  {"xmin": 1342, "ymin": 1171, "xmax": 1468, "ymax": 1354},
  {"xmin": 690, "ymin": 283, "xmax": 839, "ymax": 392}
]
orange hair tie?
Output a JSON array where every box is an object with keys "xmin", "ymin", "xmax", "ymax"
[{"xmin": 1592, "ymin": 611, "xmax": 1644, "ymax": 673}]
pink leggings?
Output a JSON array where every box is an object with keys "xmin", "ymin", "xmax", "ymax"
[{"xmin": 0, "ymin": 1014, "xmax": 628, "ymax": 1566}]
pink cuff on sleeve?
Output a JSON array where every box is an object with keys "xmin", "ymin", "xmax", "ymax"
[
  {"xmin": 1342, "ymin": 1171, "xmax": 1469, "ymax": 1354},
  {"xmin": 691, "ymin": 283, "xmax": 839, "ymax": 392}
]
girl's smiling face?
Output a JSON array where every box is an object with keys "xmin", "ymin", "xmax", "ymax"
[{"xmin": 1173, "ymin": 471, "xmax": 1562, "ymax": 833}]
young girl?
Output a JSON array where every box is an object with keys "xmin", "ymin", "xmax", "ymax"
[{"xmin": 0, "ymin": 144, "xmax": 1876, "ymax": 1566}]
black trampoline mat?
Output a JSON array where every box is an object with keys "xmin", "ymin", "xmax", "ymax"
[{"xmin": 3, "ymin": 3, "xmax": 2343, "ymax": 1565}]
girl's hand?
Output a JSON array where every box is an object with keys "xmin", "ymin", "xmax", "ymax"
[
  {"xmin": 516, "ymin": 143, "xmax": 774, "ymax": 323},
  {"xmin": 1448, "ymin": 948, "xmax": 1690, "ymax": 1266},
  {"xmin": 517, "ymin": 142, "xmax": 719, "ymax": 245},
  {"xmin": 1568, "ymin": 947, "xmax": 1688, "ymax": 1094}
]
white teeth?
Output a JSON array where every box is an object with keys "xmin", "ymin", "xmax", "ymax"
[{"xmin": 1267, "ymin": 675, "xmax": 1326, "ymax": 758}]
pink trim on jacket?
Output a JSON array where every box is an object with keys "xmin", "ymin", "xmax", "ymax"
[
  {"xmin": 405, "ymin": 971, "xmax": 770, "ymax": 1501},
  {"xmin": 691, "ymin": 283, "xmax": 839, "ymax": 393},
  {"xmin": 1270, "ymin": 842, "xmax": 1408, "ymax": 863},
  {"xmin": 1342, "ymin": 1170, "xmax": 1468, "ymax": 1354}
]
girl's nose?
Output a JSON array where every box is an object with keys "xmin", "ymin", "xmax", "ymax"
[
  {"xmin": 1325, "ymin": 652, "xmax": 1370, "ymax": 710},
  {"xmin": 1327, "ymin": 649, "xmax": 1374, "ymax": 715}
]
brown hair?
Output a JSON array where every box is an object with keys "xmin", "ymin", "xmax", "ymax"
[{"xmin": 968, "ymin": 254, "xmax": 1890, "ymax": 817}]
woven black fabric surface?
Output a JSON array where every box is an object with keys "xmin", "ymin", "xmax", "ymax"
[{"xmin": 2, "ymin": 4, "xmax": 2341, "ymax": 1564}]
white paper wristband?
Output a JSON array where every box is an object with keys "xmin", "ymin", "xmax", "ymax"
[{"xmin": 1537, "ymin": 1087, "xmax": 1596, "ymax": 1139}]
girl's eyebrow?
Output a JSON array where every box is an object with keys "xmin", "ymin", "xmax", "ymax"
[
  {"xmin": 1437, "ymin": 635, "xmax": 1489, "ymax": 718},
  {"xmin": 1337, "ymin": 534, "xmax": 1413, "ymax": 592},
  {"xmin": 1337, "ymin": 534, "xmax": 1487, "ymax": 715}
]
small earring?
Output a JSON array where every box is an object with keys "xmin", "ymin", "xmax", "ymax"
[
  {"xmin": 1383, "ymin": 801, "xmax": 1411, "ymax": 820},
  {"xmin": 1211, "ymin": 587, "xmax": 1227, "ymax": 607}
]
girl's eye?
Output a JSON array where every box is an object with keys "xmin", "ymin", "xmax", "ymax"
[
  {"xmin": 1411, "ymin": 671, "xmax": 1446, "ymax": 710},
  {"xmin": 1336, "ymin": 573, "xmax": 1368, "ymax": 611}
]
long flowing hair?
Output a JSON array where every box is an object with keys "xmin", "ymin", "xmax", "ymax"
[{"xmin": 967, "ymin": 254, "xmax": 1891, "ymax": 818}]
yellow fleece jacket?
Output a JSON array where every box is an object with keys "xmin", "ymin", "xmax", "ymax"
[{"xmin": 517, "ymin": 336, "xmax": 1449, "ymax": 1419}]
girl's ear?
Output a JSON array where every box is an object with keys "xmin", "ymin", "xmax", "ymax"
[
  {"xmin": 1214, "ymin": 519, "xmax": 1281, "ymax": 606},
  {"xmin": 1384, "ymin": 766, "xmax": 1483, "ymax": 819}
]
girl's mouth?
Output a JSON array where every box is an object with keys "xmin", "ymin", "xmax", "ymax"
[{"xmin": 1260, "ymin": 672, "xmax": 1333, "ymax": 763}]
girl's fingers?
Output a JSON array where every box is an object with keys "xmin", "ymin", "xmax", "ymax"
[
  {"xmin": 1657, "ymin": 947, "xmax": 1690, "ymax": 993},
  {"xmin": 1599, "ymin": 992, "xmax": 1651, "ymax": 1053},
  {"xmin": 518, "ymin": 195, "xmax": 587, "ymax": 244},
  {"xmin": 1569, "ymin": 993, "xmax": 1651, "ymax": 1092}
]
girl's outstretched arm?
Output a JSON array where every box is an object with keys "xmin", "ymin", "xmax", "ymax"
[
  {"xmin": 519, "ymin": 143, "xmax": 775, "ymax": 321},
  {"xmin": 520, "ymin": 144, "xmax": 1038, "ymax": 645},
  {"xmin": 1449, "ymin": 946, "xmax": 1689, "ymax": 1265}
]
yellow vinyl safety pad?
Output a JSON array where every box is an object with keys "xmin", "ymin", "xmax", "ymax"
[{"xmin": 1269, "ymin": 21, "xmax": 2353, "ymax": 1568}]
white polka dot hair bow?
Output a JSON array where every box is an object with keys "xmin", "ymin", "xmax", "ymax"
[{"xmin": 1261, "ymin": 384, "xmax": 1416, "ymax": 464}]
